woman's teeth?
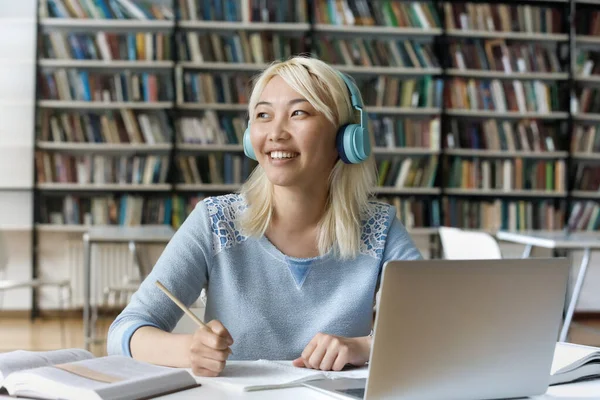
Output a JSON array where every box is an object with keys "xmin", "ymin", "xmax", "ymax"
[{"xmin": 270, "ymin": 151, "xmax": 298, "ymax": 159}]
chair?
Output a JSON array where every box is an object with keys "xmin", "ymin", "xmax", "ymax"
[
  {"xmin": 0, "ymin": 230, "xmax": 71, "ymax": 346},
  {"xmin": 438, "ymin": 227, "xmax": 502, "ymax": 260}
]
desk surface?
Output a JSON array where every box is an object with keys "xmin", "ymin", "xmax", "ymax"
[
  {"xmin": 83, "ymin": 225, "xmax": 175, "ymax": 243},
  {"xmin": 157, "ymin": 375, "xmax": 600, "ymax": 399},
  {"xmin": 496, "ymin": 230, "xmax": 600, "ymax": 249}
]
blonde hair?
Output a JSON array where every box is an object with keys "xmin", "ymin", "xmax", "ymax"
[{"xmin": 239, "ymin": 56, "xmax": 377, "ymax": 259}]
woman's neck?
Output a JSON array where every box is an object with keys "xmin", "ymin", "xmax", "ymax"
[{"xmin": 270, "ymin": 185, "xmax": 328, "ymax": 234}]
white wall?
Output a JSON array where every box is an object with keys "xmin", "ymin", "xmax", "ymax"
[{"xmin": 0, "ymin": 0, "xmax": 38, "ymax": 309}]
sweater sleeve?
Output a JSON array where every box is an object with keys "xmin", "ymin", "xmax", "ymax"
[{"xmin": 107, "ymin": 201, "xmax": 213, "ymax": 357}]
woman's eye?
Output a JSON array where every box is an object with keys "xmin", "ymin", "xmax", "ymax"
[
  {"xmin": 292, "ymin": 110, "xmax": 307, "ymax": 116},
  {"xmin": 256, "ymin": 112, "xmax": 268, "ymax": 119}
]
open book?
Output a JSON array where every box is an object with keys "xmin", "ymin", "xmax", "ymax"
[
  {"xmin": 197, "ymin": 360, "xmax": 369, "ymax": 392},
  {"xmin": 0, "ymin": 349, "xmax": 198, "ymax": 400},
  {"xmin": 550, "ymin": 342, "xmax": 600, "ymax": 385}
]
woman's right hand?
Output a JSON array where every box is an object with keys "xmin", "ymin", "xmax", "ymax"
[{"xmin": 189, "ymin": 320, "xmax": 234, "ymax": 377}]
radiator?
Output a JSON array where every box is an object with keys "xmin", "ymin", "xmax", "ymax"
[{"xmin": 67, "ymin": 239, "xmax": 138, "ymax": 308}]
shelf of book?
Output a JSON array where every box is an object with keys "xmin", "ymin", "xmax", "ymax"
[
  {"xmin": 576, "ymin": 36, "xmax": 600, "ymax": 46},
  {"xmin": 37, "ymin": 101, "xmax": 174, "ymax": 109},
  {"xmin": 38, "ymin": 59, "xmax": 175, "ymax": 69},
  {"xmin": 445, "ymin": 110, "xmax": 569, "ymax": 120},
  {"xmin": 35, "ymin": 224, "xmax": 90, "ymax": 233},
  {"xmin": 571, "ymin": 191, "xmax": 600, "ymax": 199},
  {"xmin": 372, "ymin": 187, "xmax": 441, "ymax": 195},
  {"xmin": 444, "ymin": 150, "xmax": 569, "ymax": 159},
  {"xmin": 175, "ymin": 183, "xmax": 241, "ymax": 192},
  {"xmin": 178, "ymin": 62, "xmax": 442, "ymax": 77},
  {"xmin": 446, "ymin": 70, "xmax": 569, "ymax": 81},
  {"xmin": 575, "ymin": 76, "xmax": 600, "ymax": 85},
  {"xmin": 445, "ymin": 30, "xmax": 568, "ymax": 42},
  {"xmin": 444, "ymin": 189, "xmax": 568, "ymax": 198},
  {"xmin": 312, "ymin": 25, "xmax": 442, "ymax": 36},
  {"xmin": 573, "ymin": 113, "xmax": 600, "ymax": 122},
  {"xmin": 39, "ymin": 18, "xmax": 175, "ymax": 31},
  {"xmin": 36, "ymin": 183, "xmax": 171, "ymax": 191},
  {"xmin": 178, "ymin": 21, "xmax": 310, "ymax": 32},
  {"xmin": 571, "ymin": 153, "xmax": 600, "ymax": 161},
  {"xmin": 36, "ymin": 142, "xmax": 173, "ymax": 154}
]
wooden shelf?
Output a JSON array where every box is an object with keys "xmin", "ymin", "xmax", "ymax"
[
  {"xmin": 175, "ymin": 183, "xmax": 241, "ymax": 192},
  {"xmin": 372, "ymin": 187, "xmax": 441, "ymax": 195},
  {"xmin": 334, "ymin": 66, "xmax": 441, "ymax": 76},
  {"xmin": 446, "ymin": 110, "xmax": 569, "ymax": 120},
  {"xmin": 571, "ymin": 191, "xmax": 600, "ymax": 199},
  {"xmin": 576, "ymin": 35, "xmax": 600, "ymax": 46},
  {"xmin": 39, "ymin": 59, "xmax": 174, "ymax": 70},
  {"xmin": 36, "ymin": 142, "xmax": 173, "ymax": 154},
  {"xmin": 38, "ymin": 100, "xmax": 174, "ymax": 110},
  {"xmin": 446, "ymin": 69, "xmax": 568, "ymax": 81},
  {"xmin": 573, "ymin": 113, "xmax": 600, "ymax": 123},
  {"xmin": 177, "ymin": 144, "xmax": 244, "ymax": 152},
  {"xmin": 571, "ymin": 152, "xmax": 600, "ymax": 161},
  {"xmin": 36, "ymin": 183, "xmax": 171, "ymax": 191},
  {"xmin": 364, "ymin": 107, "xmax": 441, "ymax": 115},
  {"xmin": 177, "ymin": 102, "xmax": 246, "ymax": 111},
  {"xmin": 36, "ymin": 224, "xmax": 89, "ymax": 233},
  {"xmin": 179, "ymin": 62, "xmax": 441, "ymax": 76},
  {"xmin": 178, "ymin": 21, "xmax": 310, "ymax": 32},
  {"xmin": 444, "ymin": 149, "xmax": 568, "ymax": 159},
  {"xmin": 313, "ymin": 25, "xmax": 441, "ymax": 36},
  {"xmin": 576, "ymin": 76, "xmax": 600, "ymax": 85},
  {"xmin": 446, "ymin": 29, "xmax": 568, "ymax": 41},
  {"xmin": 373, "ymin": 147, "xmax": 440, "ymax": 156},
  {"xmin": 445, "ymin": 189, "xmax": 567, "ymax": 197},
  {"xmin": 39, "ymin": 18, "xmax": 174, "ymax": 31}
]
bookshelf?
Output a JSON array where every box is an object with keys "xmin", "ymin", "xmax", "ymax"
[
  {"xmin": 34, "ymin": 0, "xmax": 177, "ymax": 244},
  {"xmin": 31, "ymin": 0, "xmax": 600, "ymax": 238},
  {"xmin": 440, "ymin": 0, "xmax": 573, "ymax": 232},
  {"xmin": 567, "ymin": 0, "xmax": 600, "ymax": 231}
]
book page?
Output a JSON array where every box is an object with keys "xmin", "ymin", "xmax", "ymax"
[
  {"xmin": 552, "ymin": 342, "xmax": 600, "ymax": 375},
  {"xmin": 0, "ymin": 349, "xmax": 94, "ymax": 383},
  {"xmin": 198, "ymin": 360, "xmax": 369, "ymax": 392},
  {"xmin": 3, "ymin": 356, "xmax": 197, "ymax": 400},
  {"xmin": 197, "ymin": 360, "xmax": 325, "ymax": 391}
]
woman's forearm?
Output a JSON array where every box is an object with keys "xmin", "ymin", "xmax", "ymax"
[{"xmin": 130, "ymin": 326, "xmax": 193, "ymax": 368}]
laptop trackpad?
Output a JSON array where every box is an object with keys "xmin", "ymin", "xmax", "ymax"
[{"xmin": 304, "ymin": 378, "xmax": 367, "ymax": 399}]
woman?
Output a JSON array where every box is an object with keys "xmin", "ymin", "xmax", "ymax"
[{"xmin": 107, "ymin": 56, "xmax": 422, "ymax": 377}]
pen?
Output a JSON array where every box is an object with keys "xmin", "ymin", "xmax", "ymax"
[{"xmin": 155, "ymin": 280, "xmax": 233, "ymax": 355}]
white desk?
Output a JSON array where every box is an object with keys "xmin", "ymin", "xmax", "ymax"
[
  {"xmin": 496, "ymin": 230, "xmax": 600, "ymax": 343},
  {"xmin": 160, "ymin": 369, "xmax": 600, "ymax": 399},
  {"xmin": 82, "ymin": 225, "xmax": 175, "ymax": 351}
]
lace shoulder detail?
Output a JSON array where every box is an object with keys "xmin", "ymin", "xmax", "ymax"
[
  {"xmin": 360, "ymin": 201, "xmax": 392, "ymax": 259},
  {"xmin": 203, "ymin": 194, "xmax": 248, "ymax": 254}
]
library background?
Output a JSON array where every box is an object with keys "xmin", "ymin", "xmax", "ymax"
[{"xmin": 1, "ymin": 0, "xmax": 600, "ymax": 354}]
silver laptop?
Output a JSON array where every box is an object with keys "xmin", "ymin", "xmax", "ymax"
[{"xmin": 304, "ymin": 258, "xmax": 569, "ymax": 400}]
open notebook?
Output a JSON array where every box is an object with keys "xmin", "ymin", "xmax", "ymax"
[
  {"xmin": 196, "ymin": 360, "xmax": 369, "ymax": 392},
  {"xmin": 0, "ymin": 349, "xmax": 198, "ymax": 400},
  {"xmin": 550, "ymin": 342, "xmax": 600, "ymax": 385}
]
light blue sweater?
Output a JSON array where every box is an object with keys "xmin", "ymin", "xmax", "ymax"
[{"xmin": 107, "ymin": 194, "xmax": 422, "ymax": 360}]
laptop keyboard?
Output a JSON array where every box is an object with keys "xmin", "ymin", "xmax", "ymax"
[{"xmin": 336, "ymin": 388, "xmax": 365, "ymax": 399}]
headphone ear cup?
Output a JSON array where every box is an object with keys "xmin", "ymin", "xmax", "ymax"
[
  {"xmin": 243, "ymin": 126, "xmax": 257, "ymax": 160},
  {"xmin": 336, "ymin": 125, "xmax": 352, "ymax": 164},
  {"xmin": 337, "ymin": 124, "xmax": 363, "ymax": 164}
]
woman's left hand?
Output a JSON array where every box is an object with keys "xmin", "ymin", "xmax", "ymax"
[{"xmin": 292, "ymin": 333, "xmax": 371, "ymax": 371}]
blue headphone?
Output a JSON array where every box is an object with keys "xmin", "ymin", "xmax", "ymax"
[{"xmin": 242, "ymin": 72, "xmax": 371, "ymax": 164}]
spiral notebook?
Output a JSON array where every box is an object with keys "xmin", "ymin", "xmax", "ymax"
[{"xmin": 200, "ymin": 360, "xmax": 369, "ymax": 392}]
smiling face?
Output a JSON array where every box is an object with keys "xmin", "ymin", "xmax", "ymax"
[{"xmin": 250, "ymin": 75, "xmax": 339, "ymax": 190}]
